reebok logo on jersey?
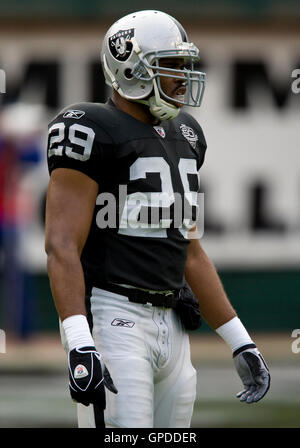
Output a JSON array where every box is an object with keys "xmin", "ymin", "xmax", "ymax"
[
  {"xmin": 111, "ymin": 318, "xmax": 135, "ymax": 328},
  {"xmin": 63, "ymin": 109, "xmax": 85, "ymax": 119},
  {"xmin": 153, "ymin": 126, "xmax": 166, "ymax": 138},
  {"xmin": 74, "ymin": 364, "xmax": 89, "ymax": 379},
  {"xmin": 180, "ymin": 124, "xmax": 198, "ymax": 149}
]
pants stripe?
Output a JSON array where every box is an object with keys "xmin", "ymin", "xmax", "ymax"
[{"xmin": 85, "ymin": 282, "xmax": 105, "ymax": 428}]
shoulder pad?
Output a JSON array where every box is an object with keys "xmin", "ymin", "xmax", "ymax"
[
  {"xmin": 49, "ymin": 102, "xmax": 120, "ymax": 144},
  {"xmin": 172, "ymin": 110, "xmax": 207, "ymax": 168},
  {"xmin": 175, "ymin": 111, "xmax": 207, "ymax": 150}
]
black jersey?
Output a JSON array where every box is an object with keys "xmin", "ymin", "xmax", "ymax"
[{"xmin": 47, "ymin": 100, "xmax": 207, "ymax": 290}]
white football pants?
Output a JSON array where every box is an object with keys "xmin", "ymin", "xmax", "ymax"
[{"xmin": 61, "ymin": 286, "xmax": 197, "ymax": 428}]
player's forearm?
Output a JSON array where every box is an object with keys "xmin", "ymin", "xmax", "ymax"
[
  {"xmin": 46, "ymin": 245, "xmax": 87, "ymax": 322},
  {"xmin": 184, "ymin": 245, "xmax": 236, "ymax": 329}
]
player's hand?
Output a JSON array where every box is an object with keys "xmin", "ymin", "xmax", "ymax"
[
  {"xmin": 68, "ymin": 346, "xmax": 118, "ymax": 407},
  {"xmin": 233, "ymin": 345, "xmax": 270, "ymax": 404}
]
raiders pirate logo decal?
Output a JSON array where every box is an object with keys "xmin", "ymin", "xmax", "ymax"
[
  {"xmin": 180, "ymin": 124, "xmax": 199, "ymax": 149},
  {"xmin": 109, "ymin": 28, "xmax": 135, "ymax": 61}
]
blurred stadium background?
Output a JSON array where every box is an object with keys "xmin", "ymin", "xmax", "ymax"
[{"xmin": 0, "ymin": 0, "xmax": 300, "ymax": 428}]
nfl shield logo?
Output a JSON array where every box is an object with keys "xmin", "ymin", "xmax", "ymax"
[{"xmin": 153, "ymin": 126, "xmax": 166, "ymax": 138}]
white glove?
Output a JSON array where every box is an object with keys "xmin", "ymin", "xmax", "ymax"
[{"xmin": 233, "ymin": 344, "xmax": 271, "ymax": 404}]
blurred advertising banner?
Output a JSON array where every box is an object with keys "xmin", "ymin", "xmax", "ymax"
[{"xmin": 0, "ymin": 28, "xmax": 299, "ymax": 271}]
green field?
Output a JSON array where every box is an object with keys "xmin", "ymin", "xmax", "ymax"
[
  {"xmin": 0, "ymin": 333, "xmax": 299, "ymax": 428},
  {"xmin": 0, "ymin": 364, "xmax": 299, "ymax": 428},
  {"xmin": 192, "ymin": 401, "xmax": 300, "ymax": 428}
]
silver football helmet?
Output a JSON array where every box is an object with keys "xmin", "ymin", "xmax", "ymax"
[{"xmin": 101, "ymin": 10, "xmax": 206, "ymax": 120}]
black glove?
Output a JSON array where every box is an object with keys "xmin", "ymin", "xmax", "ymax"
[
  {"xmin": 233, "ymin": 344, "xmax": 270, "ymax": 404},
  {"xmin": 175, "ymin": 282, "xmax": 202, "ymax": 331},
  {"xmin": 68, "ymin": 346, "xmax": 118, "ymax": 407}
]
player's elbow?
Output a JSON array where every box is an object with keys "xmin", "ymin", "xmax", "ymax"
[
  {"xmin": 45, "ymin": 234, "xmax": 80, "ymax": 265},
  {"xmin": 185, "ymin": 238, "xmax": 204, "ymax": 266}
]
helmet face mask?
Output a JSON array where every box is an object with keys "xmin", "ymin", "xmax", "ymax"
[
  {"xmin": 101, "ymin": 10, "xmax": 206, "ymax": 120},
  {"xmin": 132, "ymin": 46, "xmax": 206, "ymax": 108}
]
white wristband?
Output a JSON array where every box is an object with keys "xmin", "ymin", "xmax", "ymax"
[
  {"xmin": 62, "ymin": 314, "xmax": 94, "ymax": 351},
  {"xmin": 215, "ymin": 316, "xmax": 254, "ymax": 352}
]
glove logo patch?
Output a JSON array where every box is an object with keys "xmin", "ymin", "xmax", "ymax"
[{"xmin": 74, "ymin": 364, "xmax": 89, "ymax": 379}]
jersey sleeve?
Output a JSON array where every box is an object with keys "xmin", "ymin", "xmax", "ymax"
[
  {"xmin": 180, "ymin": 112, "xmax": 207, "ymax": 170},
  {"xmin": 47, "ymin": 107, "xmax": 106, "ymax": 184},
  {"xmin": 196, "ymin": 125, "xmax": 207, "ymax": 169},
  {"xmin": 191, "ymin": 118, "xmax": 207, "ymax": 170}
]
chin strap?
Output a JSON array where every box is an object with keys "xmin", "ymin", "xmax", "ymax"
[
  {"xmin": 135, "ymin": 78, "xmax": 180, "ymax": 121},
  {"xmin": 146, "ymin": 95, "xmax": 180, "ymax": 121}
]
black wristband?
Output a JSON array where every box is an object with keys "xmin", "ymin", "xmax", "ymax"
[{"xmin": 232, "ymin": 343, "xmax": 257, "ymax": 358}]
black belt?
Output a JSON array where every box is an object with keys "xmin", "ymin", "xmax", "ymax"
[{"xmin": 97, "ymin": 282, "xmax": 180, "ymax": 308}]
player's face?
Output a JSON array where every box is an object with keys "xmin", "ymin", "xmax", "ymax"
[{"xmin": 158, "ymin": 58, "xmax": 187, "ymax": 108}]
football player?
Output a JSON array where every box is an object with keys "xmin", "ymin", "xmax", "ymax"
[{"xmin": 45, "ymin": 10, "xmax": 270, "ymax": 428}]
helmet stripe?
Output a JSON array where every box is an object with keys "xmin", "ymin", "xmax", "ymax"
[{"xmin": 168, "ymin": 16, "xmax": 188, "ymax": 42}]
